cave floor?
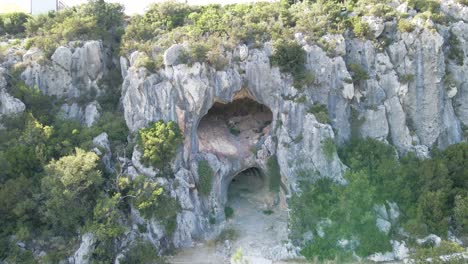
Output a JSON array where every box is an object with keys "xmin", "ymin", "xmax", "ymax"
[{"xmin": 169, "ymin": 171, "xmax": 297, "ymax": 264}]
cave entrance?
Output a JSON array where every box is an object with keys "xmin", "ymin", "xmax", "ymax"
[
  {"xmin": 197, "ymin": 98, "xmax": 273, "ymax": 157},
  {"xmin": 222, "ymin": 167, "xmax": 289, "ymax": 258},
  {"xmin": 227, "ymin": 167, "xmax": 268, "ymax": 208}
]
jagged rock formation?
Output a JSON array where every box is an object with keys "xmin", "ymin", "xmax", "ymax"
[
  {"xmin": 119, "ymin": 12, "xmax": 467, "ymax": 255},
  {"xmin": 0, "ymin": 68, "xmax": 25, "ymax": 119},
  {"xmin": 0, "ymin": 2, "xmax": 467, "ymax": 261}
]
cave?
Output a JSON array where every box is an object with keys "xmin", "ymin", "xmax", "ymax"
[
  {"xmin": 197, "ymin": 98, "xmax": 273, "ymax": 157},
  {"xmin": 227, "ymin": 167, "xmax": 269, "ymax": 210}
]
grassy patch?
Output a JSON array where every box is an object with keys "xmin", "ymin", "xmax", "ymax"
[
  {"xmin": 198, "ymin": 160, "xmax": 214, "ymax": 196},
  {"xmin": 267, "ymin": 155, "xmax": 281, "ymax": 192}
]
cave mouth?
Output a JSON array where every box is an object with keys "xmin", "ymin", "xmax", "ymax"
[
  {"xmin": 197, "ymin": 98, "xmax": 273, "ymax": 157},
  {"xmin": 228, "ymin": 167, "xmax": 266, "ymax": 201},
  {"xmin": 226, "ymin": 167, "xmax": 277, "ymax": 215}
]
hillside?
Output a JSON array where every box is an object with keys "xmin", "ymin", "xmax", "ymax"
[{"xmin": 0, "ymin": 0, "xmax": 467, "ymax": 263}]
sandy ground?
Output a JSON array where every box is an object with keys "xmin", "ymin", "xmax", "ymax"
[{"xmin": 169, "ymin": 169, "xmax": 298, "ymax": 264}]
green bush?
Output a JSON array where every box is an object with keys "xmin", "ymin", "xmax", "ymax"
[
  {"xmin": 307, "ymin": 103, "xmax": 329, "ymax": 124},
  {"xmin": 322, "ymin": 138, "xmax": 336, "ymax": 161},
  {"xmin": 457, "ymin": 0, "xmax": 468, "ymax": 6},
  {"xmin": 292, "ymin": 139, "xmax": 468, "ymax": 261},
  {"xmin": 351, "ymin": 17, "xmax": 371, "ymax": 39},
  {"xmin": 398, "ymin": 19, "xmax": 415, "ymax": 33},
  {"xmin": 25, "ymin": 0, "xmax": 124, "ymax": 57},
  {"xmin": 224, "ymin": 206, "xmax": 234, "ymax": 219},
  {"xmin": 0, "ymin": 13, "xmax": 30, "ymax": 35},
  {"xmin": 407, "ymin": 0, "xmax": 441, "ymax": 14},
  {"xmin": 413, "ymin": 241, "xmax": 464, "ymax": 262},
  {"xmin": 399, "ymin": 73, "xmax": 415, "ymax": 83},
  {"xmin": 348, "ymin": 63, "xmax": 369, "ymax": 83},
  {"xmin": 271, "ymin": 40, "xmax": 312, "ymax": 89},
  {"xmin": 120, "ymin": 239, "xmax": 167, "ymax": 264},
  {"xmin": 267, "ymin": 155, "xmax": 281, "ymax": 192},
  {"xmin": 197, "ymin": 160, "xmax": 214, "ymax": 196},
  {"xmin": 448, "ymin": 31, "xmax": 464, "ymax": 66},
  {"xmin": 137, "ymin": 120, "xmax": 183, "ymax": 175}
]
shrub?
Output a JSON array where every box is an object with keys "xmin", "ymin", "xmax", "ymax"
[
  {"xmin": 137, "ymin": 120, "xmax": 183, "ymax": 175},
  {"xmin": 25, "ymin": 1, "xmax": 124, "ymax": 56},
  {"xmin": 307, "ymin": 103, "xmax": 329, "ymax": 124},
  {"xmin": 322, "ymin": 138, "xmax": 336, "ymax": 161},
  {"xmin": 351, "ymin": 17, "xmax": 371, "ymax": 39},
  {"xmin": 0, "ymin": 13, "xmax": 30, "ymax": 35},
  {"xmin": 413, "ymin": 241, "xmax": 464, "ymax": 262},
  {"xmin": 267, "ymin": 155, "xmax": 281, "ymax": 192},
  {"xmin": 407, "ymin": 0, "xmax": 441, "ymax": 14},
  {"xmin": 197, "ymin": 160, "xmax": 213, "ymax": 196},
  {"xmin": 399, "ymin": 73, "xmax": 415, "ymax": 83},
  {"xmin": 263, "ymin": 210, "xmax": 273, "ymax": 215},
  {"xmin": 120, "ymin": 239, "xmax": 167, "ymax": 264},
  {"xmin": 348, "ymin": 63, "xmax": 369, "ymax": 83},
  {"xmin": 134, "ymin": 55, "xmax": 157, "ymax": 72},
  {"xmin": 224, "ymin": 206, "xmax": 234, "ymax": 219},
  {"xmin": 215, "ymin": 228, "xmax": 238, "ymax": 243},
  {"xmin": 229, "ymin": 127, "xmax": 241, "ymax": 136},
  {"xmin": 271, "ymin": 40, "xmax": 311, "ymax": 89},
  {"xmin": 398, "ymin": 19, "xmax": 415, "ymax": 33},
  {"xmin": 448, "ymin": 31, "xmax": 464, "ymax": 66},
  {"xmin": 457, "ymin": 0, "xmax": 468, "ymax": 6}
]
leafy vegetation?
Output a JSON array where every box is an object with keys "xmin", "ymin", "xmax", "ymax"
[
  {"xmin": 348, "ymin": 63, "xmax": 369, "ymax": 83},
  {"xmin": 137, "ymin": 120, "xmax": 183, "ymax": 176},
  {"xmin": 0, "ymin": 13, "xmax": 30, "ymax": 36},
  {"xmin": 25, "ymin": 0, "xmax": 124, "ymax": 57},
  {"xmin": 291, "ymin": 139, "xmax": 468, "ymax": 261},
  {"xmin": 271, "ymin": 40, "xmax": 314, "ymax": 89},
  {"xmin": 307, "ymin": 103, "xmax": 329, "ymax": 124},
  {"xmin": 225, "ymin": 206, "xmax": 234, "ymax": 219},
  {"xmin": 322, "ymin": 138, "xmax": 336, "ymax": 161},
  {"xmin": 448, "ymin": 30, "xmax": 465, "ymax": 66},
  {"xmin": 120, "ymin": 239, "xmax": 167, "ymax": 264},
  {"xmin": 197, "ymin": 160, "xmax": 214, "ymax": 196},
  {"xmin": 267, "ymin": 155, "xmax": 281, "ymax": 192}
]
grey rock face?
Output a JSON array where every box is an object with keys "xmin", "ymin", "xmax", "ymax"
[
  {"xmin": 120, "ymin": 20, "xmax": 468, "ymax": 246},
  {"xmin": 59, "ymin": 101, "xmax": 101, "ymax": 127},
  {"xmin": 359, "ymin": 106, "xmax": 389, "ymax": 141},
  {"xmin": 122, "ymin": 42, "xmax": 349, "ymax": 249},
  {"xmin": 21, "ymin": 41, "xmax": 109, "ymax": 99},
  {"xmin": 441, "ymin": 0, "xmax": 468, "ymax": 23},
  {"xmin": 449, "ymin": 22, "xmax": 468, "ymax": 128},
  {"xmin": 92, "ymin": 132, "xmax": 112, "ymax": 172},
  {"xmin": 0, "ymin": 68, "xmax": 25, "ymax": 118},
  {"xmin": 163, "ymin": 44, "xmax": 187, "ymax": 66},
  {"xmin": 71, "ymin": 233, "xmax": 95, "ymax": 264}
]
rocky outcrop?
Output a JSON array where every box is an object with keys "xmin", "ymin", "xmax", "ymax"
[
  {"xmin": 0, "ymin": 68, "xmax": 25, "ymax": 120},
  {"xmin": 21, "ymin": 41, "xmax": 110, "ymax": 99},
  {"xmin": 70, "ymin": 233, "xmax": 95, "ymax": 264},
  {"xmin": 59, "ymin": 101, "xmax": 101, "ymax": 127},
  {"xmin": 119, "ymin": 14, "xmax": 467, "ymax": 248}
]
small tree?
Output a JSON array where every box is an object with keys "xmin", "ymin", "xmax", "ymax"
[
  {"xmin": 138, "ymin": 120, "xmax": 182, "ymax": 176},
  {"xmin": 42, "ymin": 148, "xmax": 103, "ymax": 234}
]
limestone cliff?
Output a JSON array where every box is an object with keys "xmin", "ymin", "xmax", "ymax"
[{"xmin": 0, "ymin": 1, "xmax": 467, "ymax": 262}]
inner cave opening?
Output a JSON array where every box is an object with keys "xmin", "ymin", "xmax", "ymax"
[
  {"xmin": 222, "ymin": 167, "xmax": 288, "ymax": 256},
  {"xmin": 197, "ymin": 98, "xmax": 273, "ymax": 157}
]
